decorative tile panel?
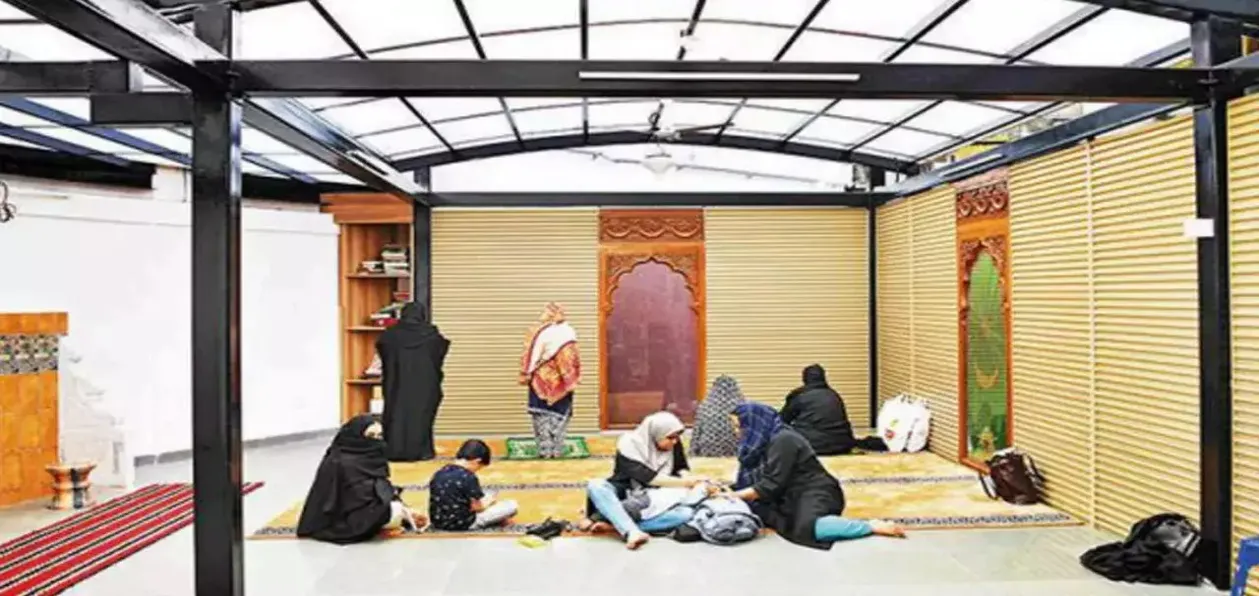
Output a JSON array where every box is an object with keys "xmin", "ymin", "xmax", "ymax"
[{"xmin": 0, "ymin": 334, "xmax": 61, "ymax": 375}]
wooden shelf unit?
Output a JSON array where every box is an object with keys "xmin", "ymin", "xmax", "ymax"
[{"xmin": 322, "ymin": 193, "xmax": 414, "ymax": 423}]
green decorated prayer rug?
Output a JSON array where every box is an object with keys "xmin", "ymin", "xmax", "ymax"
[{"xmin": 504, "ymin": 436, "xmax": 591, "ymax": 460}]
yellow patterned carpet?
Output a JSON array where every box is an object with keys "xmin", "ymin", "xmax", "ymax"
[{"xmin": 253, "ymin": 437, "xmax": 1075, "ymax": 539}]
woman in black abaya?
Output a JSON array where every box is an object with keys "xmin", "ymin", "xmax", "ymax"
[
  {"xmin": 296, "ymin": 415, "xmax": 423, "ymax": 544},
  {"xmin": 376, "ymin": 302, "xmax": 451, "ymax": 462},
  {"xmin": 780, "ymin": 364, "xmax": 856, "ymax": 456}
]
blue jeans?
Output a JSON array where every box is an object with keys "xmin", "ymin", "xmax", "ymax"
[
  {"xmin": 814, "ymin": 516, "xmax": 874, "ymax": 542},
  {"xmin": 585, "ymin": 480, "xmax": 695, "ymax": 536}
]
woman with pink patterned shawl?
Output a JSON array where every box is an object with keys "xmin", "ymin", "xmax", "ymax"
[{"xmin": 520, "ymin": 302, "xmax": 582, "ymax": 458}]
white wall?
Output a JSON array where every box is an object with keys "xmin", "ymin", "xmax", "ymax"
[{"xmin": 0, "ymin": 171, "xmax": 340, "ymax": 457}]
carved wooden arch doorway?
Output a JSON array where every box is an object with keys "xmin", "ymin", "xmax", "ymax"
[{"xmin": 599, "ymin": 210, "xmax": 706, "ymax": 429}]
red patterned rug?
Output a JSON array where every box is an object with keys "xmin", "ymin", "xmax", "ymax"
[{"xmin": 0, "ymin": 482, "xmax": 263, "ymax": 595}]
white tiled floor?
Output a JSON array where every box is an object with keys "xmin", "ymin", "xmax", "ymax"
[{"xmin": 3, "ymin": 437, "xmax": 1225, "ymax": 595}]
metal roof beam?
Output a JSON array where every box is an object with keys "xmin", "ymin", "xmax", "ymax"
[
  {"xmin": 10, "ymin": 0, "xmax": 425, "ymax": 201},
  {"xmin": 213, "ymin": 59, "xmax": 1211, "ymax": 102}
]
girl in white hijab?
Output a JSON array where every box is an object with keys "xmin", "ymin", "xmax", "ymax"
[{"xmin": 580, "ymin": 412, "xmax": 713, "ymax": 549}]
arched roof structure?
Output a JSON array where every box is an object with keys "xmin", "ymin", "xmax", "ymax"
[{"xmin": 0, "ymin": 0, "xmax": 1196, "ymax": 186}]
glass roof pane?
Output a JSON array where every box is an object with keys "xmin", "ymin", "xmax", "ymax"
[
  {"xmin": 240, "ymin": 3, "xmax": 351, "ymax": 59},
  {"xmin": 731, "ymin": 107, "xmax": 808, "ymax": 138},
  {"xmin": 588, "ymin": 101, "xmax": 657, "ymax": 130},
  {"xmin": 0, "ymin": 135, "xmax": 51, "ymax": 151},
  {"xmin": 511, "ymin": 106, "xmax": 583, "ymax": 136},
  {"xmin": 359, "ymin": 126, "xmax": 442, "ymax": 156},
  {"xmin": 782, "ymin": 31, "xmax": 896, "ymax": 62},
  {"xmin": 589, "ymin": 23, "xmax": 681, "ymax": 60},
  {"xmin": 829, "ymin": 100, "xmax": 928, "ymax": 125},
  {"xmin": 811, "ymin": 0, "xmax": 946, "ymax": 38},
  {"xmin": 267, "ymin": 153, "xmax": 336, "ymax": 173},
  {"xmin": 749, "ymin": 99, "xmax": 833, "ymax": 113},
  {"xmin": 320, "ymin": 0, "xmax": 468, "ymax": 53},
  {"xmin": 483, "ymin": 28, "xmax": 580, "ymax": 59},
  {"xmin": 588, "ymin": 0, "xmax": 692, "ymax": 22},
  {"xmin": 923, "ymin": 0, "xmax": 1082, "ymax": 55},
  {"xmin": 1025, "ymin": 11, "xmax": 1187, "ymax": 65},
  {"xmin": 463, "ymin": 0, "xmax": 577, "ymax": 33},
  {"xmin": 27, "ymin": 98, "xmax": 91, "ymax": 120},
  {"xmin": 115, "ymin": 128, "xmax": 193, "ymax": 154},
  {"xmin": 120, "ymin": 153, "xmax": 186, "ymax": 168},
  {"xmin": 703, "ymin": 0, "xmax": 824, "ymax": 26},
  {"xmin": 314, "ymin": 173, "xmax": 364, "ymax": 185},
  {"xmin": 300, "ymin": 97, "xmax": 373, "ymax": 111},
  {"xmin": 0, "ymin": 24, "xmax": 112, "ymax": 61},
  {"xmin": 241, "ymin": 161, "xmax": 279, "ymax": 176},
  {"xmin": 242, "ymin": 128, "xmax": 298, "ymax": 154},
  {"xmin": 435, "ymin": 114, "xmax": 514, "ymax": 145},
  {"xmin": 905, "ymin": 101, "xmax": 1011, "ymax": 136},
  {"xmin": 686, "ymin": 22, "xmax": 792, "ymax": 60},
  {"xmin": 320, "ymin": 100, "xmax": 420, "ymax": 136},
  {"xmin": 667, "ymin": 101, "xmax": 737, "ymax": 128},
  {"xmin": 897, "ymin": 44, "xmax": 997, "ymax": 64},
  {"xmin": 34, "ymin": 128, "xmax": 143, "ymax": 156},
  {"xmin": 796, "ymin": 116, "xmax": 882, "ymax": 146},
  {"xmin": 0, "ymin": 2, "xmax": 32, "ymax": 18},
  {"xmin": 370, "ymin": 40, "xmax": 479, "ymax": 59},
  {"xmin": 863, "ymin": 128, "xmax": 946, "ymax": 158},
  {"xmin": 0, "ymin": 106, "xmax": 52, "ymax": 127},
  {"xmin": 507, "ymin": 98, "xmax": 582, "ymax": 111},
  {"xmin": 407, "ymin": 98, "xmax": 505, "ymax": 122}
]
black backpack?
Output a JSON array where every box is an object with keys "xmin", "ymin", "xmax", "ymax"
[
  {"xmin": 1080, "ymin": 513, "xmax": 1202, "ymax": 585},
  {"xmin": 978, "ymin": 448, "xmax": 1045, "ymax": 505}
]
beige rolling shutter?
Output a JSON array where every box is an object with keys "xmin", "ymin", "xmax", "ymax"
[
  {"xmin": 908, "ymin": 186, "xmax": 959, "ymax": 457},
  {"xmin": 1231, "ymin": 94, "xmax": 1259, "ymax": 590},
  {"xmin": 705, "ymin": 208, "xmax": 870, "ymax": 425},
  {"xmin": 430, "ymin": 208, "xmax": 600, "ymax": 435},
  {"xmin": 1008, "ymin": 145, "xmax": 1096, "ymax": 523},
  {"xmin": 876, "ymin": 200, "xmax": 913, "ymax": 404},
  {"xmin": 1090, "ymin": 116, "xmax": 1200, "ymax": 535}
]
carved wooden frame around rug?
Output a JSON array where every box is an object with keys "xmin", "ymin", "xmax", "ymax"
[
  {"xmin": 597, "ymin": 209, "xmax": 707, "ymax": 430},
  {"xmin": 955, "ymin": 170, "xmax": 1015, "ymax": 470}
]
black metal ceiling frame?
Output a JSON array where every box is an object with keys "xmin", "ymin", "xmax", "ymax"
[{"xmin": 6, "ymin": 2, "xmax": 1259, "ymax": 596}]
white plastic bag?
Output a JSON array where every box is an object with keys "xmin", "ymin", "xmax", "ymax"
[{"xmin": 877, "ymin": 394, "xmax": 931, "ymax": 453}]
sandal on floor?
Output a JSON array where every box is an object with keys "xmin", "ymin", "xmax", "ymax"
[{"xmin": 525, "ymin": 517, "xmax": 568, "ymax": 540}]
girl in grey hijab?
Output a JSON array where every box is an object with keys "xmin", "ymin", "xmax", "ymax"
[{"xmin": 690, "ymin": 375, "xmax": 746, "ymax": 457}]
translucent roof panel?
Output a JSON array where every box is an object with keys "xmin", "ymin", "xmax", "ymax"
[
  {"xmin": 239, "ymin": 3, "xmax": 352, "ymax": 59},
  {"xmin": 0, "ymin": 0, "xmax": 1203, "ymax": 185},
  {"xmin": 922, "ymin": 0, "xmax": 1085, "ymax": 56},
  {"xmin": 1025, "ymin": 11, "xmax": 1187, "ymax": 65},
  {"xmin": 319, "ymin": 0, "xmax": 468, "ymax": 54}
]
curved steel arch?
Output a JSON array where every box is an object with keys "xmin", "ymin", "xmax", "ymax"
[{"xmin": 391, "ymin": 130, "xmax": 917, "ymax": 174}]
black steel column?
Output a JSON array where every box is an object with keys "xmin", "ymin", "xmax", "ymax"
[
  {"xmin": 413, "ymin": 168, "xmax": 433, "ymax": 311},
  {"xmin": 190, "ymin": 5, "xmax": 244, "ymax": 596},
  {"xmin": 868, "ymin": 194, "xmax": 879, "ymax": 429},
  {"xmin": 1192, "ymin": 16, "xmax": 1240, "ymax": 590}
]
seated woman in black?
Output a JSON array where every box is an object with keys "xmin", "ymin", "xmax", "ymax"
[
  {"xmin": 780, "ymin": 364, "xmax": 856, "ymax": 456},
  {"xmin": 577, "ymin": 412, "xmax": 712, "ymax": 550},
  {"xmin": 728, "ymin": 403, "xmax": 904, "ymax": 549},
  {"xmin": 296, "ymin": 415, "xmax": 424, "ymax": 544}
]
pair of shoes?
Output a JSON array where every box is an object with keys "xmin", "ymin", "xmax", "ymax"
[{"xmin": 524, "ymin": 517, "xmax": 568, "ymax": 541}]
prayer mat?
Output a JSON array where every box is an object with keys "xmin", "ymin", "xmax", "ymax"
[
  {"xmin": 0, "ymin": 482, "xmax": 263, "ymax": 595},
  {"xmin": 253, "ymin": 443, "xmax": 1077, "ymax": 540},
  {"xmin": 503, "ymin": 436, "xmax": 591, "ymax": 460}
]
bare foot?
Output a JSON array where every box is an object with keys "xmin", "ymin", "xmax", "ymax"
[
  {"xmin": 626, "ymin": 531, "xmax": 650, "ymax": 550},
  {"xmin": 869, "ymin": 520, "xmax": 907, "ymax": 538},
  {"xmin": 576, "ymin": 518, "xmax": 612, "ymax": 533}
]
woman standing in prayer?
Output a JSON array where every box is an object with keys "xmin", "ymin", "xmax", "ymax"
[
  {"xmin": 578, "ymin": 412, "xmax": 714, "ymax": 550},
  {"xmin": 780, "ymin": 364, "xmax": 857, "ymax": 456},
  {"xmin": 520, "ymin": 302, "xmax": 582, "ymax": 459},
  {"xmin": 727, "ymin": 403, "xmax": 904, "ymax": 550},
  {"xmin": 296, "ymin": 415, "xmax": 425, "ymax": 544},
  {"xmin": 690, "ymin": 375, "xmax": 746, "ymax": 457},
  {"xmin": 377, "ymin": 302, "xmax": 450, "ymax": 462}
]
